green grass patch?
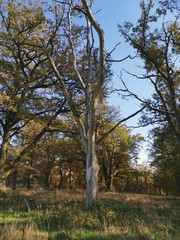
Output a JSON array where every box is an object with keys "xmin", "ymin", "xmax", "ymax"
[{"xmin": 0, "ymin": 190, "xmax": 180, "ymax": 239}]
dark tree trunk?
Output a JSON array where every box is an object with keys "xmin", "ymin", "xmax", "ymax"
[
  {"xmin": 12, "ymin": 170, "xmax": 18, "ymax": 190},
  {"xmin": 0, "ymin": 130, "xmax": 10, "ymax": 191}
]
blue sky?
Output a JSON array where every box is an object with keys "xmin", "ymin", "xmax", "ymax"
[{"xmin": 91, "ymin": 0, "xmax": 157, "ymax": 164}]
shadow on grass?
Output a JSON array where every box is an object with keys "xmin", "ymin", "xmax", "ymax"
[
  {"xmin": 1, "ymin": 194, "xmax": 180, "ymax": 240},
  {"xmin": 47, "ymin": 232, "xmax": 147, "ymax": 240},
  {"xmin": 69, "ymin": 233, "xmax": 148, "ymax": 240},
  {"xmin": 48, "ymin": 231, "xmax": 72, "ymax": 240}
]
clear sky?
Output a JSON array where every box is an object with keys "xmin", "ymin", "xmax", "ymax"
[{"xmin": 92, "ymin": 0, "xmax": 155, "ymax": 164}]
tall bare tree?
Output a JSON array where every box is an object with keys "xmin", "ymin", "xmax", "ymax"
[
  {"xmin": 42, "ymin": 0, "xmax": 145, "ymax": 205},
  {"xmin": 42, "ymin": 0, "xmax": 105, "ymax": 206}
]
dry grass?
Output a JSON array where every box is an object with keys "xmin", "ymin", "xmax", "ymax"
[{"xmin": 0, "ymin": 189, "xmax": 180, "ymax": 240}]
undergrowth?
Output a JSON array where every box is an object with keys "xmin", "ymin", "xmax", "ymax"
[{"xmin": 0, "ymin": 190, "xmax": 180, "ymax": 239}]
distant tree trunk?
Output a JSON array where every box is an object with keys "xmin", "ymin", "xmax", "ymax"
[
  {"xmin": 103, "ymin": 168, "xmax": 113, "ymax": 192},
  {"xmin": 144, "ymin": 172, "xmax": 148, "ymax": 193},
  {"xmin": 101, "ymin": 149, "xmax": 114, "ymax": 192},
  {"xmin": 158, "ymin": 187, "xmax": 162, "ymax": 195},
  {"xmin": 102, "ymin": 163, "xmax": 109, "ymax": 191},
  {"xmin": 125, "ymin": 177, "xmax": 131, "ymax": 192},
  {"xmin": 44, "ymin": 172, "xmax": 50, "ymax": 189},
  {"xmin": 110, "ymin": 175, "xmax": 114, "ymax": 192},
  {"xmin": 12, "ymin": 170, "xmax": 18, "ymax": 190},
  {"xmin": 0, "ymin": 130, "xmax": 10, "ymax": 191},
  {"xmin": 0, "ymin": 177, "xmax": 6, "ymax": 192},
  {"xmin": 106, "ymin": 177, "xmax": 111, "ymax": 192},
  {"xmin": 26, "ymin": 171, "xmax": 32, "ymax": 189},
  {"xmin": 175, "ymin": 173, "xmax": 180, "ymax": 193},
  {"xmin": 99, "ymin": 174, "xmax": 103, "ymax": 191},
  {"xmin": 58, "ymin": 170, "xmax": 63, "ymax": 189},
  {"xmin": 68, "ymin": 164, "xmax": 72, "ymax": 189},
  {"xmin": 136, "ymin": 174, "xmax": 139, "ymax": 193}
]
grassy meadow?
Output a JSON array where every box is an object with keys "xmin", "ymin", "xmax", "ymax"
[{"xmin": 0, "ymin": 189, "xmax": 180, "ymax": 240}]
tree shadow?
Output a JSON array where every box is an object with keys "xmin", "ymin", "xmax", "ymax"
[{"xmin": 74, "ymin": 233, "xmax": 149, "ymax": 240}]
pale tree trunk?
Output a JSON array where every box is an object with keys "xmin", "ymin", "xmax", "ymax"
[
  {"xmin": 86, "ymin": 149, "xmax": 99, "ymax": 205},
  {"xmin": 85, "ymin": 118, "xmax": 100, "ymax": 205},
  {"xmin": 83, "ymin": 96, "xmax": 100, "ymax": 205},
  {"xmin": 81, "ymin": 0, "xmax": 105, "ymax": 205}
]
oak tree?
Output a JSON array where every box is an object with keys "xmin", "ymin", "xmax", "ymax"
[
  {"xmin": 119, "ymin": 0, "xmax": 180, "ymax": 147},
  {"xmin": 0, "ymin": 0, "xmax": 66, "ymax": 190}
]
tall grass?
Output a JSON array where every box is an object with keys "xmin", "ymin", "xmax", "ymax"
[{"xmin": 0, "ymin": 189, "xmax": 180, "ymax": 239}]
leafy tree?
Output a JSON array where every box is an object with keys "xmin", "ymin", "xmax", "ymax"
[
  {"xmin": 0, "ymin": 0, "xmax": 67, "ymax": 190},
  {"xmin": 149, "ymin": 125, "xmax": 180, "ymax": 194},
  {"xmin": 119, "ymin": 0, "xmax": 180, "ymax": 146},
  {"xmin": 118, "ymin": 0, "xmax": 180, "ymax": 194},
  {"xmin": 98, "ymin": 124, "xmax": 143, "ymax": 192},
  {"xmin": 159, "ymin": 0, "xmax": 180, "ymax": 12},
  {"xmin": 9, "ymin": 116, "xmax": 86, "ymax": 190}
]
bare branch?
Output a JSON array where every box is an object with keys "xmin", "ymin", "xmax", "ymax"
[
  {"xmin": 122, "ymin": 68, "xmax": 158, "ymax": 79},
  {"xmin": 106, "ymin": 54, "xmax": 134, "ymax": 63},
  {"xmin": 116, "ymin": 71, "xmax": 147, "ymax": 104},
  {"xmin": 9, "ymin": 100, "xmax": 67, "ymax": 170},
  {"xmin": 67, "ymin": 4, "xmax": 86, "ymax": 91},
  {"xmin": 97, "ymin": 105, "xmax": 146, "ymax": 144},
  {"xmin": 105, "ymin": 42, "xmax": 121, "ymax": 59},
  {"xmin": 81, "ymin": 0, "xmax": 105, "ymax": 99},
  {"xmin": 41, "ymin": 40, "xmax": 87, "ymax": 143}
]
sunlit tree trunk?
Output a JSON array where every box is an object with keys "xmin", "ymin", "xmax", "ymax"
[
  {"xmin": 86, "ymin": 146, "xmax": 99, "ymax": 205},
  {"xmin": 84, "ymin": 101, "xmax": 100, "ymax": 204}
]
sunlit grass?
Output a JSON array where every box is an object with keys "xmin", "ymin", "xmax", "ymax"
[{"xmin": 0, "ymin": 189, "xmax": 180, "ymax": 239}]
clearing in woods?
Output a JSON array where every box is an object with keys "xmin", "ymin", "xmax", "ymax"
[{"xmin": 0, "ymin": 189, "xmax": 180, "ymax": 240}]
